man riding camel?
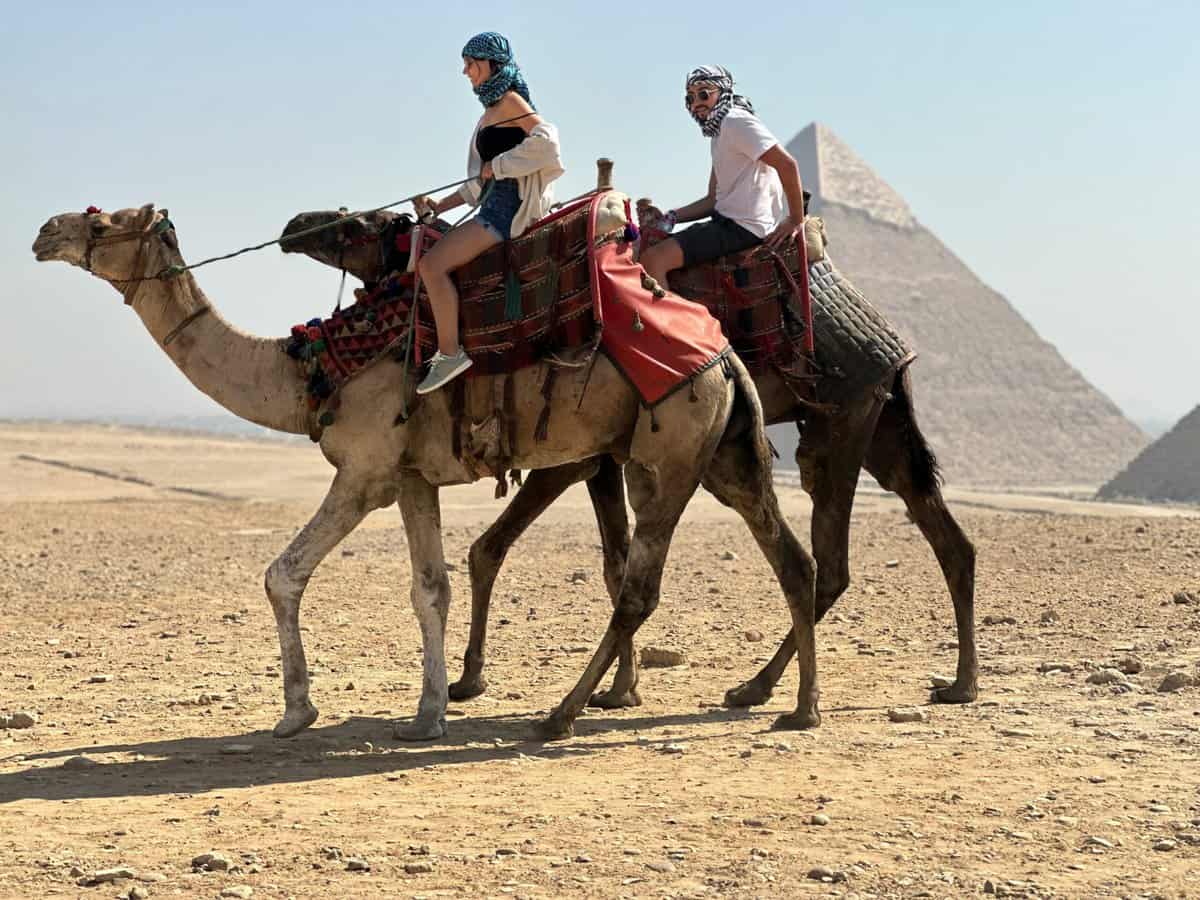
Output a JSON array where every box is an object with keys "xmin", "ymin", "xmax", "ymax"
[{"xmin": 640, "ymin": 65, "xmax": 805, "ymax": 286}]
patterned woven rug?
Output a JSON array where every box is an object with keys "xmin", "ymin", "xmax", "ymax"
[{"xmin": 286, "ymin": 192, "xmax": 730, "ymax": 418}]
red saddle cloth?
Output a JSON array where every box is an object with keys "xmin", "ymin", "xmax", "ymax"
[
  {"xmin": 586, "ymin": 210, "xmax": 729, "ymax": 406},
  {"xmin": 287, "ymin": 192, "xmax": 729, "ymax": 411}
]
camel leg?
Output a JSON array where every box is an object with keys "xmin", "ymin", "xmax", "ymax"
[
  {"xmin": 584, "ymin": 457, "xmax": 646, "ymax": 710},
  {"xmin": 536, "ymin": 459, "xmax": 697, "ymax": 740},
  {"xmin": 865, "ymin": 370, "xmax": 978, "ymax": 703},
  {"xmin": 724, "ymin": 398, "xmax": 883, "ymax": 709},
  {"xmin": 265, "ymin": 473, "xmax": 372, "ymax": 738},
  {"xmin": 452, "ymin": 459, "xmax": 604, "ymax": 701},
  {"xmin": 703, "ymin": 428, "xmax": 821, "ymax": 728},
  {"xmin": 394, "ymin": 470, "xmax": 453, "ymax": 741}
]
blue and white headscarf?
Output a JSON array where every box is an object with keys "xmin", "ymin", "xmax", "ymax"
[
  {"xmin": 462, "ymin": 32, "xmax": 534, "ymax": 109},
  {"xmin": 685, "ymin": 65, "xmax": 754, "ymax": 138}
]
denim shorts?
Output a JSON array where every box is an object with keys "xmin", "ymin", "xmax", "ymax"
[{"xmin": 476, "ymin": 178, "xmax": 521, "ymax": 241}]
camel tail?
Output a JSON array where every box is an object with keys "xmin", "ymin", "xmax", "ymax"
[
  {"xmin": 723, "ymin": 352, "xmax": 776, "ymax": 500},
  {"xmin": 890, "ymin": 366, "xmax": 943, "ymax": 495}
]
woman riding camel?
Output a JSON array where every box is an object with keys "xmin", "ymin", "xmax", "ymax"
[{"xmin": 412, "ymin": 32, "xmax": 565, "ymax": 394}]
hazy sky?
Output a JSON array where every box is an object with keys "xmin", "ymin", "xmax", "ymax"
[{"xmin": 3, "ymin": 2, "xmax": 1197, "ymax": 427}]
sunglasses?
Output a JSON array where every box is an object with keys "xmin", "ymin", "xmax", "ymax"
[{"xmin": 684, "ymin": 88, "xmax": 719, "ymax": 107}]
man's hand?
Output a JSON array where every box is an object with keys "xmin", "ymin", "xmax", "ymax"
[
  {"xmin": 480, "ymin": 161, "xmax": 495, "ymax": 182},
  {"xmin": 765, "ymin": 215, "xmax": 800, "ymax": 250}
]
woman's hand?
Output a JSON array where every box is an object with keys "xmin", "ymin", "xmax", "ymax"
[
  {"xmin": 413, "ymin": 195, "xmax": 436, "ymax": 220},
  {"xmin": 480, "ymin": 162, "xmax": 494, "ymax": 182}
]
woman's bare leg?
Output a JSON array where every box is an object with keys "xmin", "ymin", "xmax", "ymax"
[{"xmin": 416, "ymin": 219, "xmax": 499, "ymax": 355}]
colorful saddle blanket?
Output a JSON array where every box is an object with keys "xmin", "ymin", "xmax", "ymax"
[
  {"xmin": 633, "ymin": 199, "xmax": 813, "ymax": 383},
  {"xmin": 665, "ymin": 239, "xmax": 812, "ymax": 380},
  {"xmin": 286, "ymin": 192, "xmax": 729, "ymax": 415}
]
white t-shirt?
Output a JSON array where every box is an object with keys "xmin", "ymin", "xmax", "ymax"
[{"xmin": 711, "ymin": 108, "xmax": 784, "ymax": 239}]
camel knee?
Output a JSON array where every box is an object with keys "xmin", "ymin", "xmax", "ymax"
[
  {"xmin": 613, "ymin": 594, "xmax": 658, "ymax": 632},
  {"xmin": 960, "ymin": 537, "xmax": 977, "ymax": 573},
  {"xmin": 783, "ymin": 552, "xmax": 816, "ymax": 611},
  {"xmin": 815, "ymin": 570, "xmax": 850, "ymax": 622},
  {"xmin": 467, "ymin": 535, "xmax": 505, "ymax": 586},
  {"xmin": 264, "ymin": 559, "xmax": 307, "ymax": 608},
  {"xmin": 816, "ymin": 567, "xmax": 850, "ymax": 606},
  {"xmin": 416, "ymin": 562, "xmax": 450, "ymax": 594},
  {"xmin": 602, "ymin": 558, "xmax": 626, "ymax": 604},
  {"xmin": 413, "ymin": 563, "xmax": 451, "ymax": 617}
]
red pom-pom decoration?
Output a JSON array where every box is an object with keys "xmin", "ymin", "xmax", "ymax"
[
  {"xmin": 307, "ymin": 326, "xmax": 321, "ymax": 341},
  {"xmin": 86, "ymin": 206, "xmax": 102, "ymax": 215}
]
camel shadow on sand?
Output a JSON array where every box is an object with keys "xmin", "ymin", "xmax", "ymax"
[{"xmin": 0, "ymin": 703, "xmax": 890, "ymax": 804}]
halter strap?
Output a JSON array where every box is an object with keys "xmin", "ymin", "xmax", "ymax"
[{"xmin": 83, "ymin": 209, "xmax": 211, "ymax": 343}]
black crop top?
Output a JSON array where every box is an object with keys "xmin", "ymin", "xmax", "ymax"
[{"xmin": 476, "ymin": 126, "xmax": 526, "ymax": 164}]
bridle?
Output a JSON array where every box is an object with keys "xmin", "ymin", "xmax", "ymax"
[
  {"xmin": 327, "ymin": 209, "xmax": 416, "ymax": 290},
  {"xmin": 83, "ymin": 206, "xmax": 210, "ymax": 345}
]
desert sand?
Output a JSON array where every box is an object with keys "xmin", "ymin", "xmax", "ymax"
[{"xmin": 1, "ymin": 423, "xmax": 1198, "ymax": 899}]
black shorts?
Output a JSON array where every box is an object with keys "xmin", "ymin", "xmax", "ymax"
[{"xmin": 673, "ymin": 212, "xmax": 763, "ymax": 267}]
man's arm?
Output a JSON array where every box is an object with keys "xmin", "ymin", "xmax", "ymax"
[
  {"xmin": 671, "ymin": 168, "xmax": 718, "ymax": 224},
  {"xmin": 759, "ymin": 144, "xmax": 804, "ymax": 248}
]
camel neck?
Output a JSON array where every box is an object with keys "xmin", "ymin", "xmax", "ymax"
[{"xmin": 128, "ymin": 267, "xmax": 311, "ymax": 436}]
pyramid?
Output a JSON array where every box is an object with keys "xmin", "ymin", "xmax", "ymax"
[
  {"xmin": 1098, "ymin": 405, "xmax": 1200, "ymax": 503},
  {"xmin": 772, "ymin": 123, "xmax": 1146, "ymax": 486}
]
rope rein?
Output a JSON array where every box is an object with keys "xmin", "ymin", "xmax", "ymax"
[
  {"xmin": 113, "ymin": 176, "xmax": 479, "ymax": 286},
  {"xmin": 109, "ymin": 112, "xmax": 541, "ymax": 285}
]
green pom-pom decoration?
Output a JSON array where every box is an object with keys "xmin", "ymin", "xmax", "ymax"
[
  {"xmin": 311, "ymin": 339, "xmax": 326, "ymax": 353},
  {"xmin": 318, "ymin": 411, "xmax": 336, "ymax": 427}
]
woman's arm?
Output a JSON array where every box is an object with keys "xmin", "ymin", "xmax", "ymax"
[
  {"xmin": 414, "ymin": 191, "xmax": 467, "ymax": 219},
  {"xmin": 434, "ymin": 193, "xmax": 467, "ymax": 214}
]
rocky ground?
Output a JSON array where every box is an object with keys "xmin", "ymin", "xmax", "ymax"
[{"xmin": 1, "ymin": 423, "xmax": 1199, "ymax": 899}]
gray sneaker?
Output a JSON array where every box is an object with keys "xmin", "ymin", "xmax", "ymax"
[{"xmin": 416, "ymin": 347, "xmax": 473, "ymax": 394}]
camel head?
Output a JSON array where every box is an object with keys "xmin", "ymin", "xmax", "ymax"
[
  {"xmin": 279, "ymin": 209, "xmax": 410, "ymax": 285},
  {"xmin": 32, "ymin": 203, "xmax": 178, "ymax": 292}
]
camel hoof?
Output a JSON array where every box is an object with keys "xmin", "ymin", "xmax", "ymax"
[
  {"xmin": 723, "ymin": 680, "xmax": 773, "ymax": 708},
  {"xmin": 393, "ymin": 716, "xmax": 446, "ymax": 742},
  {"xmin": 533, "ymin": 714, "xmax": 574, "ymax": 741},
  {"xmin": 273, "ymin": 703, "xmax": 319, "ymax": 739},
  {"xmin": 930, "ymin": 680, "xmax": 978, "ymax": 704},
  {"xmin": 587, "ymin": 688, "xmax": 642, "ymax": 710},
  {"xmin": 772, "ymin": 709, "xmax": 821, "ymax": 731},
  {"xmin": 448, "ymin": 676, "xmax": 487, "ymax": 702}
]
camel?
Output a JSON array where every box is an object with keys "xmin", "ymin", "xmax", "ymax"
[
  {"xmin": 280, "ymin": 205, "xmax": 978, "ymax": 711},
  {"xmin": 32, "ymin": 202, "xmax": 821, "ymax": 741}
]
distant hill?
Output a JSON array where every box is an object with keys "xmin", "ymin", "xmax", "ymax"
[
  {"xmin": 1, "ymin": 414, "xmax": 303, "ymax": 443},
  {"xmin": 1098, "ymin": 405, "xmax": 1200, "ymax": 504}
]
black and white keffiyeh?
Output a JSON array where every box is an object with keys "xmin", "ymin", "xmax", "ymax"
[{"xmin": 685, "ymin": 65, "xmax": 755, "ymax": 138}]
